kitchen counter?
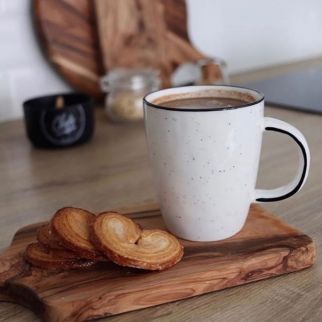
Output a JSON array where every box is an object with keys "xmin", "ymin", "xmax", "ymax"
[{"xmin": 0, "ymin": 59, "xmax": 322, "ymax": 322}]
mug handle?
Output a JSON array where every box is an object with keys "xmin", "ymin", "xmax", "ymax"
[{"xmin": 255, "ymin": 117, "xmax": 310, "ymax": 202}]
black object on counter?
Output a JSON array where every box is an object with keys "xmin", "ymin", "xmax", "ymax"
[
  {"xmin": 23, "ymin": 93, "xmax": 94, "ymax": 148},
  {"xmin": 243, "ymin": 67, "xmax": 322, "ymax": 114}
]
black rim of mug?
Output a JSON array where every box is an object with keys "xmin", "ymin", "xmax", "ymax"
[{"xmin": 143, "ymin": 84, "xmax": 264, "ymax": 112}]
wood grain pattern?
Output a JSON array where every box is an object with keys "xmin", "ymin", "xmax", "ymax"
[
  {"xmin": 94, "ymin": 0, "xmax": 215, "ymax": 87},
  {"xmin": 95, "ymin": 0, "xmax": 170, "ymax": 87},
  {"xmin": 33, "ymin": 0, "xmax": 103, "ymax": 98},
  {"xmin": 94, "ymin": 0, "xmax": 223, "ymax": 88},
  {"xmin": 0, "ymin": 205, "xmax": 315, "ymax": 322},
  {"xmin": 1, "ymin": 58, "xmax": 322, "ymax": 321},
  {"xmin": 34, "ymin": 0, "xmax": 221, "ymax": 94}
]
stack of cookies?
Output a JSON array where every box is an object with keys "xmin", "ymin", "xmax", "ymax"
[{"xmin": 25, "ymin": 207, "xmax": 184, "ymax": 271}]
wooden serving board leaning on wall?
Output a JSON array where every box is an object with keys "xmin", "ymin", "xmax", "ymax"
[
  {"xmin": 94, "ymin": 0, "xmax": 210, "ymax": 87},
  {"xmin": 0, "ymin": 204, "xmax": 315, "ymax": 322},
  {"xmin": 33, "ymin": 0, "xmax": 103, "ymax": 98},
  {"xmin": 34, "ymin": 0, "xmax": 222, "ymax": 97}
]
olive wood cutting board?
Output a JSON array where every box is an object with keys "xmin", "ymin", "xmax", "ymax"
[{"xmin": 0, "ymin": 204, "xmax": 315, "ymax": 322}]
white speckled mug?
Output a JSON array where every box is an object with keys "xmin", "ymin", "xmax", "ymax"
[{"xmin": 143, "ymin": 85, "xmax": 310, "ymax": 241}]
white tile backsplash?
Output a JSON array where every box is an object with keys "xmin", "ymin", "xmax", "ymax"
[
  {"xmin": 1, "ymin": 0, "xmax": 322, "ymax": 122},
  {"xmin": 0, "ymin": 19, "xmax": 32, "ymax": 68},
  {"xmin": 0, "ymin": 0, "xmax": 27, "ymax": 15},
  {"xmin": 0, "ymin": 0, "xmax": 70, "ymax": 122}
]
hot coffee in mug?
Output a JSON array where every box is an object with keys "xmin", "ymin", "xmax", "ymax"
[{"xmin": 144, "ymin": 86, "xmax": 310, "ymax": 241}]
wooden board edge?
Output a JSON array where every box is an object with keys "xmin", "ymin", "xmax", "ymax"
[{"xmin": 32, "ymin": 0, "xmax": 103, "ymax": 98}]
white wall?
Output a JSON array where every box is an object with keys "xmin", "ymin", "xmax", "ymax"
[
  {"xmin": 1, "ymin": 0, "xmax": 322, "ymax": 122},
  {"xmin": 187, "ymin": 0, "xmax": 322, "ymax": 73}
]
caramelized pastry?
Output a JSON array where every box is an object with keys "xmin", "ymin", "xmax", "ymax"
[
  {"xmin": 24, "ymin": 243, "xmax": 95, "ymax": 270},
  {"xmin": 91, "ymin": 212, "xmax": 184, "ymax": 270},
  {"xmin": 51, "ymin": 207, "xmax": 102, "ymax": 260},
  {"xmin": 37, "ymin": 223, "xmax": 64, "ymax": 250}
]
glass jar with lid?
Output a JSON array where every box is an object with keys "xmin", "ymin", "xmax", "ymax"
[{"xmin": 101, "ymin": 68, "xmax": 160, "ymax": 122}]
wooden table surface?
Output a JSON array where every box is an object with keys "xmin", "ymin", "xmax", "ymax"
[{"xmin": 1, "ymin": 59, "xmax": 322, "ymax": 322}]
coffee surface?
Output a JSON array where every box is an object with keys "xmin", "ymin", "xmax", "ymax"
[{"xmin": 161, "ymin": 97, "xmax": 248, "ymax": 110}]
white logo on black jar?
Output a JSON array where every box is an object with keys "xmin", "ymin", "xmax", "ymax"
[{"xmin": 40, "ymin": 105, "xmax": 86, "ymax": 146}]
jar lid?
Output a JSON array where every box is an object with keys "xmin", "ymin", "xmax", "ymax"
[{"xmin": 101, "ymin": 68, "xmax": 160, "ymax": 92}]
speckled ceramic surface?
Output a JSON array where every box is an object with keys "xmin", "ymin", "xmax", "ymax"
[{"xmin": 144, "ymin": 86, "xmax": 310, "ymax": 241}]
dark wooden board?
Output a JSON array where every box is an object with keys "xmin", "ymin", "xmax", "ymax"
[
  {"xmin": 0, "ymin": 205, "xmax": 315, "ymax": 322},
  {"xmin": 33, "ymin": 0, "xmax": 103, "ymax": 98}
]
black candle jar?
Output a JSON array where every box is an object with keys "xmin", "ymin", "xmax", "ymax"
[{"xmin": 23, "ymin": 93, "xmax": 94, "ymax": 148}]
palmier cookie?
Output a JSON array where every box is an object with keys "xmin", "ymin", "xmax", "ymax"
[
  {"xmin": 24, "ymin": 243, "xmax": 95, "ymax": 270},
  {"xmin": 91, "ymin": 212, "xmax": 184, "ymax": 271},
  {"xmin": 51, "ymin": 207, "xmax": 103, "ymax": 260},
  {"xmin": 37, "ymin": 223, "xmax": 65, "ymax": 250}
]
